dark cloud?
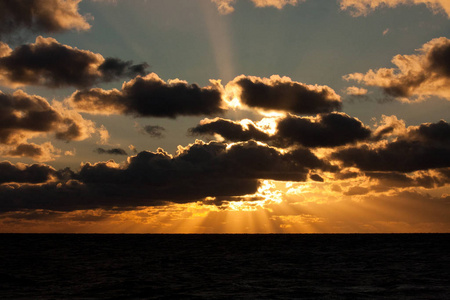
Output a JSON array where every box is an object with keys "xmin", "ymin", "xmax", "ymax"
[
  {"xmin": 0, "ymin": 141, "xmax": 334, "ymax": 212},
  {"xmin": 344, "ymin": 38, "xmax": 450, "ymax": 101},
  {"xmin": 0, "ymin": 161, "xmax": 56, "ymax": 184},
  {"xmin": 0, "ymin": 0, "xmax": 90, "ymax": 38},
  {"xmin": 334, "ymin": 120, "xmax": 450, "ymax": 172},
  {"xmin": 190, "ymin": 113, "xmax": 371, "ymax": 148},
  {"xmin": 0, "ymin": 90, "xmax": 95, "ymax": 145},
  {"xmin": 95, "ymin": 148, "xmax": 128, "ymax": 155},
  {"xmin": 98, "ymin": 58, "xmax": 149, "ymax": 82},
  {"xmin": 334, "ymin": 141, "xmax": 450, "ymax": 172},
  {"xmin": 428, "ymin": 39, "xmax": 450, "ymax": 77},
  {"xmin": 141, "ymin": 125, "xmax": 165, "ymax": 138},
  {"xmin": 0, "ymin": 90, "xmax": 58, "ymax": 144},
  {"xmin": 406, "ymin": 120, "xmax": 450, "ymax": 146},
  {"xmin": 0, "ymin": 89, "xmax": 98, "ymax": 161},
  {"xmin": 365, "ymin": 169, "xmax": 450, "ymax": 190},
  {"xmin": 310, "ymin": 174, "xmax": 324, "ymax": 182},
  {"xmin": 189, "ymin": 118, "xmax": 271, "ymax": 142},
  {"xmin": 70, "ymin": 73, "xmax": 225, "ymax": 118},
  {"xmin": 0, "ymin": 37, "xmax": 148, "ymax": 88},
  {"xmin": 231, "ymin": 75, "xmax": 342, "ymax": 114},
  {"xmin": 1, "ymin": 142, "xmax": 61, "ymax": 162},
  {"xmin": 275, "ymin": 113, "xmax": 371, "ymax": 147}
]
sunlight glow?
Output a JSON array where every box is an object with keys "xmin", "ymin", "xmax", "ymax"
[
  {"xmin": 255, "ymin": 117, "xmax": 279, "ymax": 135},
  {"xmin": 227, "ymin": 180, "xmax": 284, "ymax": 211}
]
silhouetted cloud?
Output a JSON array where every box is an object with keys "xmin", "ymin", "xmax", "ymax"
[
  {"xmin": 229, "ymin": 75, "xmax": 342, "ymax": 114},
  {"xmin": 0, "ymin": 0, "xmax": 90, "ymax": 38},
  {"xmin": 310, "ymin": 174, "xmax": 324, "ymax": 182},
  {"xmin": 334, "ymin": 120, "xmax": 450, "ymax": 172},
  {"xmin": 98, "ymin": 58, "xmax": 149, "ymax": 82},
  {"xmin": 0, "ymin": 161, "xmax": 56, "ymax": 184},
  {"xmin": 0, "ymin": 140, "xmax": 334, "ymax": 212},
  {"xmin": 4, "ymin": 142, "xmax": 61, "ymax": 162},
  {"xmin": 275, "ymin": 113, "xmax": 371, "ymax": 147},
  {"xmin": 190, "ymin": 118, "xmax": 271, "ymax": 142},
  {"xmin": 0, "ymin": 37, "xmax": 148, "ymax": 88},
  {"xmin": 0, "ymin": 90, "xmax": 96, "ymax": 144},
  {"xmin": 0, "ymin": 89, "xmax": 100, "ymax": 161},
  {"xmin": 69, "ymin": 73, "xmax": 225, "ymax": 118},
  {"xmin": 95, "ymin": 147, "xmax": 128, "ymax": 155},
  {"xmin": 339, "ymin": 0, "xmax": 450, "ymax": 18},
  {"xmin": 365, "ymin": 169, "xmax": 450, "ymax": 189},
  {"xmin": 190, "ymin": 113, "xmax": 371, "ymax": 148},
  {"xmin": 406, "ymin": 120, "xmax": 450, "ymax": 145},
  {"xmin": 344, "ymin": 38, "xmax": 450, "ymax": 101},
  {"xmin": 141, "ymin": 125, "xmax": 166, "ymax": 138}
]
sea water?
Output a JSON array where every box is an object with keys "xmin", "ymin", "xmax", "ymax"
[{"xmin": 1, "ymin": 234, "xmax": 449, "ymax": 299}]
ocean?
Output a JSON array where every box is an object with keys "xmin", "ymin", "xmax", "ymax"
[{"xmin": 1, "ymin": 234, "xmax": 449, "ymax": 299}]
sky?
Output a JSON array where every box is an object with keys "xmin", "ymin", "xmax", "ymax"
[{"xmin": 0, "ymin": 0, "xmax": 449, "ymax": 233}]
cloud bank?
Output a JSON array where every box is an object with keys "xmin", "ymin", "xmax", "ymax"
[
  {"xmin": 0, "ymin": 140, "xmax": 333, "ymax": 212},
  {"xmin": 191, "ymin": 113, "xmax": 371, "ymax": 148},
  {"xmin": 334, "ymin": 120, "xmax": 450, "ymax": 172}
]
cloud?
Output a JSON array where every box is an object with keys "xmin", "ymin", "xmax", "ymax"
[
  {"xmin": 0, "ymin": 36, "xmax": 148, "ymax": 88},
  {"xmin": 333, "ymin": 120, "xmax": 450, "ymax": 172},
  {"xmin": 309, "ymin": 174, "xmax": 324, "ymax": 182},
  {"xmin": 71, "ymin": 74, "xmax": 342, "ymax": 118},
  {"xmin": 3, "ymin": 142, "xmax": 60, "ymax": 162},
  {"xmin": 275, "ymin": 113, "xmax": 371, "ymax": 147},
  {"xmin": 372, "ymin": 115, "xmax": 407, "ymax": 140},
  {"xmin": 0, "ymin": 0, "xmax": 90, "ymax": 38},
  {"xmin": 0, "ymin": 89, "xmax": 101, "ymax": 160},
  {"xmin": 128, "ymin": 145, "xmax": 137, "ymax": 154},
  {"xmin": 0, "ymin": 161, "xmax": 57, "ymax": 184},
  {"xmin": 191, "ymin": 113, "xmax": 371, "ymax": 148},
  {"xmin": 345, "ymin": 86, "xmax": 368, "ymax": 96},
  {"xmin": 190, "ymin": 118, "xmax": 271, "ymax": 142},
  {"xmin": 365, "ymin": 169, "xmax": 450, "ymax": 189},
  {"xmin": 212, "ymin": 0, "xmax": 236, "ymax": 14},
  {"xmin": 95, "ymin": 147, "xmax": 128, "ymax": 155},
  {"xmin": 251, "ymin": 0, "xmax": 301, "ymax": 9},
  {"xmin": 0, "ymin": 90, "xmax": 97, "ymax": 144},
  {"xmin": 406, "ymin": 120, "xmax": 450, "ymax": 145},
  {"xmin": 344, "ymin": 37, "xmax": 450, "ymax": 101},
  {"xmin": 69, "ymin": 73, "xmax": 225, "ymax": 118},
  {"xmin": 137, "ymin": 125, "xmax": 166, "ymax": 138},
  {"xmin": 0, "ymin": 140, "xmax": 333, "ymax": 212},
  {"xmin": 228, "ymin": 75, "xmax": 342, "ymax": 115},
  {"xmin": 339, "ymin": 0, "xmax": 450, "ymax": 18},
  {"xmin": 343, "ymin": 186, "xmax": 369, "ymax": 196},
  {"xmin": 212, "ymin": 0, "xmax": 300, "ymax": 14}
]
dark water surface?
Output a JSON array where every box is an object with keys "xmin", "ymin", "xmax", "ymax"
[{"xmin": 0, "ymin": 234, "xmax": 449, "ymax": 299}]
